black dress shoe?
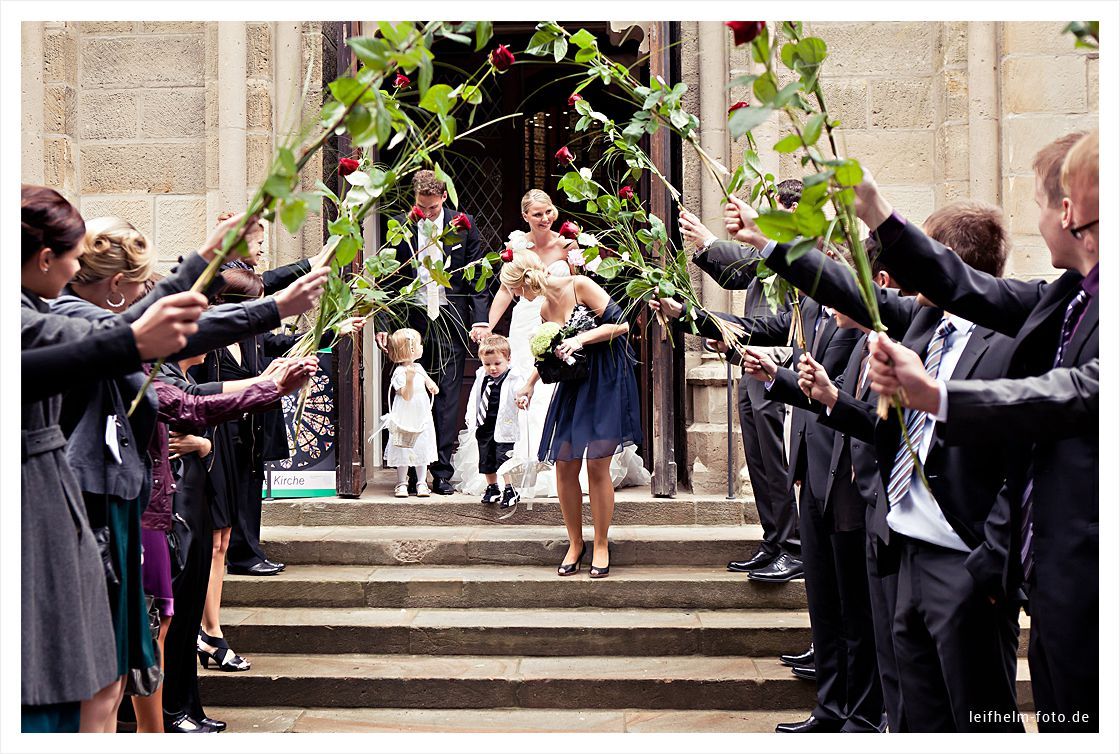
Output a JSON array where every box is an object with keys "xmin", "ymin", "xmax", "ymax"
[
  {"xmin": 431, "ymin": 478, "xmax": 455, "ymax": 495},
  {"xmin": 747, "ymin": 553, "xmax": 805, "ymax": 582},
  {"xmin": 780, "ymin": 644, "xmax": 815, "ymax": 668},
  {"xmin": 791, "ymin": 665, "xmax": 817, "ymax": 681},
  {"xmin": 263, "ymin": 559, "xmax": 285, "ymax": 572},
  {"xmin": 200, "ymin": 716, "xmax": 226, "ymax": 732},
  {"xmin": 165, "ymin": 713, "xmax": 208, "ymax": 733},
  {"xmin": 775, "ymin": 715, "xmax": 843, "ymax": 733},
  {"xmin": 227, "ymin": 561, "xmax": 282, "ymax": 576},
  {"xmin": 727, "ymin": 549, "xmax": 777, "ymax": 572}
]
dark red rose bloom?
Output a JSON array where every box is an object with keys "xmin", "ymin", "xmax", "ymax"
[
  {"xmin": 555, "ymin": 146, "xmax": 575, "ymax": 165},
  {"xmin": 500, "ymin": 247, "xmax": 514, "ymax": 263},
  {"xmin": 338, "ymin": 158, "xmax": 360, "ymax": 176},
  {"xmin": 618, "ymin": 185, "xmax": 635, "ymax": 201},
  {"xmin": 728, "ymin": 101, "xmax": 750, "ymax": 113},
  {"xmin": 558, "ymin": 221, "xmax": 580, "ymax": 240},
  {"xmin": 489, "ymin": 44, "xmax": 515, "ymax": 72},
  {"xmin": 408, "ymin": 205, "xmax": 426, "ymax": 223},
  {"xmin": 393, "ymin": 72, "xmax": 411, "ymax": 89},
  {"xmin": 726, "ymin": 21, "xmax": 766, "ymax": 46},
  {"xmin": 567, "ymin": 93, "xmax": 583, "ymax": 107},
  {"xmin": 450, "ymin": 212, "xmax": 471, "ymax": 232}
]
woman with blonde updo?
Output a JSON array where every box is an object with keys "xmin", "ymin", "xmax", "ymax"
[
  {"xmin": 498, "ymin": 249, "xmax": 643, "ymax": 578},
  {"xmin": 453, "ymin": 190, "xmax": 648, "ymax": 500}
]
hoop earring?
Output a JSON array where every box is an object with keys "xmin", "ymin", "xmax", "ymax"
[{"xmin": 106, "ymin": 291, "xmax": 126, "ymax": 308}]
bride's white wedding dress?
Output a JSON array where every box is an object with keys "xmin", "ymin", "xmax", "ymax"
[{"xmin": 450, "ymin": 232, "xmax": 651, "ymax": 498}]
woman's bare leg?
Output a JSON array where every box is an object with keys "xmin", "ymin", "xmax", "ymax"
[
  {"xmin": 585, "ymin": 456, "xmax": 615, "ymax": 569},
  {"xmin": 201, "ymin": 528, "xmax": 230, "ymax": 637},
  {"xmin": 131, "ymin": 615, "xmax": 171, "ymax": 732},
  {"xmin": 79, "ymin": 676, "xmax": 124, "ymax": 732},
  {"xmin": 555, "ymin": 459, "xmax": 585, "ymax": 563}
]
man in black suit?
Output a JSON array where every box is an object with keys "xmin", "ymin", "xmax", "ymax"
[
  {"xmin": 678, "ymin": 179, "xmax": 801, "ymax": 578},
  {"xmin": 653, "ymin": 279, "xmax": 869, "ymax": 732},
  {"xmin": 377, "ymin": 169, "xmax": 489, "ymax": 494},
  {"xmin": 755, "ymin": 202, "xmax": 1027, "ymax": 731},
  {"xmin": 862, "ymin": 131, "xmax": 1099, "ymax": 731}
]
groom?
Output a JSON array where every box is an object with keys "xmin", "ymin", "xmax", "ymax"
[{"xmin": 378, "ymin": 169, "xmax": 490, "ymax": 493}]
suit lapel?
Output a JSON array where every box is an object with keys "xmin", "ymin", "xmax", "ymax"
[
  {"xmin": 902, "ymin": 306, "xmax": 942, "ymax": 357},
  {"xmin": 947, "ymin": 326, "xmax": 993, "ymax": 380},
  {"xmin": 1016, "ymin": 271, "xmax": 1082, "ymax": 347}
]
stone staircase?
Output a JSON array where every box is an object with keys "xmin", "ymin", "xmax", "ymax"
[{"xmin": 204, "ymin": 472, "xmax": 1032, "ymax": 733}]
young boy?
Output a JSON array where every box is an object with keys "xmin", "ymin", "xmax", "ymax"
[{"xmin": 465, "ymin": 335, "xmax": 526, "ymax": 508}]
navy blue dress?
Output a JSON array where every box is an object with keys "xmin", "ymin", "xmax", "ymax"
[{"xmin": 539, "ymin": 300, "xmax": 643, "ymax": 462}]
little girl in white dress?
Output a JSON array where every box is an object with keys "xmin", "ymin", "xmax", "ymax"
[{"xmin": 383, "ymin": 328, "xmax": 439, "ymax": 497}]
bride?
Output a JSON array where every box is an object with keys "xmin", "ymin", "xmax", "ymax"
[{"xmin": 451, "ymin": 189, "xmax": 650, "ymax": 498}]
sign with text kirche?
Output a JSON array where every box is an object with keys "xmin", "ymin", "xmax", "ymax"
[{"xmin": 264, "ymin": 350, "xmax": 337, "ymax": 498}]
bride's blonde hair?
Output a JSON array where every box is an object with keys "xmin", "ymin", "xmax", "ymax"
[
  {"xmin": 499, "ymin": 249, "xmax": 548, "ymax": 294},
  {"xmin": 521, "ymin": 189, "xmax": 556, "ymax": 219}
]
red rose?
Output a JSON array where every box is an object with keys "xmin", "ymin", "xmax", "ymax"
[
  {"xmin": 558, "ymin": 221, "xmax": 580, "ymax": 240},
  {"xmin": 489, "ymin": 44, "xmax": 515, "ymax": 72},
  {"xmin": 338, "ymin": 158, "xmax": 360, "ymax": 176},
  {"xmin": 500, "ymin": 247, "xmax": 514, "ymax": 263},
  {"xmin": 555, "ymin": 146, "xmax": 574, "ymax": 165},
  {"xmin": 618, "ymin": 185, "xmax": 635, "ymax": 201},
  {"xmin": 393, "ymin": 72, "xmax": 411, "ymax": 89},
  {"xmin": 728, "ymin": 101, "xmax": 750, "ymax": 113},
  {"xmin": 450, "ymin": 212, "xmax": 471, "ymax": 232},
  {"xmin": 567, "ymin": 93, "xmax": 583, "ymax": 107},
  {"xmin": 408, "ymin": 205, "xmax": 426, "ymax": 223},
  {"xmin": 725, "ymin": 21, "xmax": 766, "ymax": 46}
]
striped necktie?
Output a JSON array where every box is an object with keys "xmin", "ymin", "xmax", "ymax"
[
  {"xmin": 1020, "ymin": 288, "xmax": 1091, "ymax": 581},
  {"xmin": 886, "ymin": 318, "xmax": 956, "ymax": 507},
  {"xmin": 477, "ymin": 376, "xmax": 492, "ymax": 426}
]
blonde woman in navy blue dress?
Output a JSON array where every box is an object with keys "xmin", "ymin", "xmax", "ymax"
[{"xmin": 501, "ymin": 250, "xmax": 642, "ymax": 578}]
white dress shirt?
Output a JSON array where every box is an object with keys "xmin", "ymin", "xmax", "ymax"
[{"xmin": 414, "ymin": 214, "xmax": 448, "ymax": 311}]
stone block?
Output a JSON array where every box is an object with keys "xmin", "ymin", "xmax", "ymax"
[
  {"xmin": 935, "ymin": 181, "xmax": 970, "ymax": 208},
  {"xmin": 205, "ymin": 22, "xmax": 218, "ymax": 81},
  {"xmin": 246, "ymin": 132, "xmax": 273, "ymax": 187},
  {"xmin": 941, "ymin": 68, "xmax": 968, "ymax": 122},
  {"xmin": 881, "ymin": 186, "xmax": 936, "ymax": 227},
  {"xmin": 43, "ymin": 83, "xmax": 75, "ymax": 135},
  {"xmin": 247, "ymin": 83, "xmax": 272, "ymax": 130},
  {"xmin": 809, "ymin": 22, "xmax": 935, "ymax": 77},
  {"xmin": 44, "ymin": 29, "xmax": 77, "ymax": 84},
  {"xmin": 1005, "ymin": 174, "xmax": 1041, "ymax": 236},
  {"xmin": 79, "ymin": 195, "xmax": 154, "ymax": 240},
  {"xmin": 935, "ymin": 124, "xmax": 969, "ymax": 181},
  {"xmin": 43, "ymin": 136, "xmax": 75, "ymax": 194},
  {"xmin": 1001, "ymin": 56, "xmax": 1087, "ymax": 114},
  {"xmin": 140, "ymin": 88, "xmax": 205, "ymax": 137},
  {"xmin": 154, "ymin": 195, "xmax": 207, "ymax": 262},
  {"xmin": 870, "ymin": 77, "xmax": 935, "ymax": 129},
  {"xmin": 838, "ymin": 129, "xmax": 936, "ymax": 184},
  {"xmin": 940, "ymin": 21, "xmax": 969, "ymax": 67},
  {"xmin": 206, "ymin": 131, "xmax": 219, "ymax": 190},
  {"xmin": 80, "ymin": 142, "xmax": 206, "ymax": 194},
  {"xmin": 1005, "ymin": 234, "xmax": 1060, "ymax": 280},
  {"xmin": 819, "ymin": 77, "xmax": 868, "ymax": 130},
  {"xmin": 138, "ymin": 22, "xmax": 206, "ymax": 34},
  {"xmin": 79, "ymin": 35, "xmax": 205, "ymax": 88},
  {"xmin": 77, "ymin": 89, "xmax": 138, "ymax": 139},
  {"xmin": 248, "ymin": 22, "xmax": 272, "ymax": 79},
  {"xmin": 77, "ymin": 22, "xmax": 136, "ymax": 34},
  {"xmin": 1002, "ymin": 114, "xmax": 1098, "ymax": 174},
  {"xmin": 1087, "ymin": 57, "xmax": 1098, "ymax": 111},
  {"xmin": 1002, "ymin": 22, "xmax": 1082, "ymax": 56}
]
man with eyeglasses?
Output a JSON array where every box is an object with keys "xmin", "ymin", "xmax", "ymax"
[{"xmin": 859, "ymin": 130, "xmax": 1099, "ymax": 732}]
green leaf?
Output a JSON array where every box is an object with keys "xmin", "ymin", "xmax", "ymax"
[
  {"xmin": 329, "ymin": 76, "xmax": 374, "ymax": 106},
  {"xmin": 553, "ymin": 36, "xmax": 568, "ymax": 63},
  {"xmin": 792, "ymin": 204, "xmax": 827, "ymax": 237},
  {"xmin": 432, "ymin": 163, "xmax": 457, "ymax": 208},
  {"xmin": 834, "ymin": 159, "xmax": 863, "ymax": 187},
  {"xmin": 319, "ymin": 100, "xmax": 344, "ymax": 128},
  {"xmin": 802, "ymin": 169, "xmax": 834, "ymax": 188},
  {"xmin": 785, "ymin": 238, "xmax": 818, "ymax": 263},
  {"xmin": 328, "ymin": 216, "xmax": 358, "ymax": 237},
  {"xmin": 279, "ymin": 198, "xmax": 308, "ymax": 235},
  {"xmin": 438, "ymin": 115, "xmax": 457, "ymax": 146},
  {"xmin": 727, "ymin": 165, "xmax": 746, "ymax": 197},
  {"xmin": 571, "ymin": 28, "xmax": 596, "ymax": 49},
  {"xmin": 275, "ymin": 148, "xmax": 297, "ymax": 177},
  {"xmin": 417, "ymin": 51, "xmax": 433, "ymax": 95},
  {"xmin": 345, "ymin": 104, "xmax": 372, "ymax": 140},
  {"xmin": 419, "ymin": 83, "xmax": 454, "ymax": 115},
  {"xmin": 773, "ymin": 133, "xmax": 803, "ymax": 153},
  {"xmin": 596, "ymin": 256, "xmax": 622, "ymax": 280},
  {"xmin": 726, "ymin": 73, "xmax": 758, "ymax": 88},
  {"xmin": 263, "ymin": 174, "xmax": 293, "ymax": 199},
  {"xmin": 625, "ymin": 278, "xmax": 652, "ymax": 300},
  {"xmin": 752, "ymin": 72, "xmax": 779, "ymax": 104},
  {"xmin": 728, "ymin": 104, "xmax": 772, "ymax": 139},
  {"xmin": 461, "ymin": 84, "xmax": 482, "ymax": 105},
  {"xmin": 347, "ymin": 36, "xmax": 392, "ymax": 69},
  {"xmin": 669, "ymin": 108, "xmax": 690, "ymax": 130},
  {"xmin": 796, "ymin": 37, "xmax": 828, "ymax": 65},
  {"xmin": 335, "ymin": 236, "xmax": 360, "ymax": 267},
  {"xmin": 780, "ymin": 42, "xmax": 798, "ymax": 69},
  {"xmin": 772, "ymin": 81, "xmax": 803, "ymax": 109},
  {"xmin": 468, "ymin": 20, "xmax": 492, "ymax": 50},
  {"xmin": 376, "ymin": 21, "xmax": 412, "ymax": 46},
  {"xmin": 313, "ymin": 179, "xmax": 339, "ymax": 206},
  {"xmin": 754, "ymin": 209, "xmax": 799, "ymax": 243},
  {"xmin": 802, "ymin": 113, "xmax": 826, "ymax": 147}
]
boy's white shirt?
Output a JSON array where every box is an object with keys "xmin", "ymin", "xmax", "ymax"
[{"xmin": 464, "ymin": 365, "xmax": 526, "ymax": 443}]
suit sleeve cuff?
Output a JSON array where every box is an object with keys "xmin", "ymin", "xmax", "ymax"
[
  {"xmin": 760, "ymin": 240, "xmax": 778, "ymax": 259},
  {"xmin": 934, "ymin": 379, "xmax": 949, "ymax": 422},
  {"xmin": 873, "ymin": 211, "xmax": 909, "ymax": 248}
]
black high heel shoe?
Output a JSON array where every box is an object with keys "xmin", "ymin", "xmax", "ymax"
[
  {"xmin": 197, "ymin": 630, "xmax": 251, "ymax": 671},
  {"xmin": 557, "ymin": 542, "xmax": 587, "ymax": 576},
  {"xmin": 589, "ymin": 545, "xmax": 611, "ymax": 579}
]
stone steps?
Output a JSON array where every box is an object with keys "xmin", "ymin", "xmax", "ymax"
[
  {"xmin": 219, "ymin": 606, "xmax": 813, "ymax": 657},
  {"xmin": 204, "ymin": 706, "xmax": 859, "ymax": 733},
  {"xmin": 222, "ymin": 565, "xmax": 807, "ymax": 610},
  {"xmin": 261, "ymin": 494, "xmax": 761, "ymax": 528},
  {"xmin": 198, "ymin": 653, "xmax": 1034, "ymax": 712},
  {"xmin": 261, "ymin": 524, "xmax": 764, "ymax": 566}
]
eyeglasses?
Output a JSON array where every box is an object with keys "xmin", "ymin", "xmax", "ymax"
[{"xmin": 1070, "ymin": 219, "xmax": 1099, "ymax": 240}]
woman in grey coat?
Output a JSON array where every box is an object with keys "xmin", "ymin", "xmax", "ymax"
[{"xmin": 19, "ymin": 185, "xmax": 210, "ymax": 732}]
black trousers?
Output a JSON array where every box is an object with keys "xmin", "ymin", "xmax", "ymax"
[
  {"xmin": 865, "ymin": 525, "xmax": 906, "ymax": 732},
  {"xmin": 740, "ymin": 377, "xmax": 799, "ymax": 555},
  {"xmin": 892, "ymin": 535, "xmax": 1022, "ymax": 732},
  {"xmin": 408, "ymin": 305, "xmax": 469, "ymax": 482},
  {"xmin": 163, "ymin": 477, "xmax": 215, "ymax": 723},
  {"xmin": 225, "ymin": 463, "xmax": 267, "ymax": 569},
  {"xmin": 799, "ymin": 475, "xmax": 883, "ymax": 731},
  {"xmin": 1027, "ymin": 589, "xmax": 1098, "ymax": 732}
]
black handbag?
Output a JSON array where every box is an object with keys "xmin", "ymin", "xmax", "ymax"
[
  {"xmin": 536, "ymin": 349, "xmax": 588, "ymax": 383},
  {"xmin": 166, "ymin": 512, "xmax": 191, "ymax": 578}
]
